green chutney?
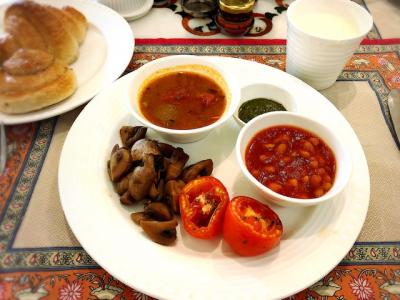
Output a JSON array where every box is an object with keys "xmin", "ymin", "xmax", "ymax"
[{"xmin": 238, "ymin": 98, "xmax": 286, "ymax": 123}]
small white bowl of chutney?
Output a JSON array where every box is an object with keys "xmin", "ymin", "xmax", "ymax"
[{"xmin": 234, "ymin": 82, "xmax": 297, "ymax": 127}]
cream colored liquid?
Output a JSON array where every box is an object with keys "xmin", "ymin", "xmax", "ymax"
[{"xmin": 292, "ymin": 12, "xmax": 359, "ymax": 39}]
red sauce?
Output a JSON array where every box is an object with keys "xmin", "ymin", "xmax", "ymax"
[
  {"xmin": 245, "ymin": 125, "xmax": 336, "ymax": 199},
  {"xmin": 139, "ymin": 71, "xmax": 226, "ymax": 130}
]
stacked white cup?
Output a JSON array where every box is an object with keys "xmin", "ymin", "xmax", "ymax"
[{"xmin": 286, "ymin": 0, "xmax": 373, "ymax": 90}]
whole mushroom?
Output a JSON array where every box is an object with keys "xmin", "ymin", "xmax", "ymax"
[
  {"xmin": 140, "ymin": 219, "xmax": 178, "ymax": 245},
  {"xmin": 129, "ymin": 154, "xmax": 157, "ymax": 201},
  {"xmin": 165, "ymin": 147, "xmax": 189, "ymax": 180},
  {"xmin": 108, "ymin": 145, "xmax": 132, "ymax": 182},
  {"xmin": 120, "ymin": 126, "xmax": 147, "ymax": 148},
  {"xmin": 131, "ymin": 139, "xmax": 160, "ymax": 162},
  {"xmin": 182, "ymin": 159, "xmax": 213, "ymax": 183}
]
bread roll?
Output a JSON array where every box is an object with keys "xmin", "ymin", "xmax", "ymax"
[
  {"xmin": 0, "ymin": 49, "xmax": 77, "ymax": 114},
  {"xmin": 3, "ymin": 0, "xmax": 88, "ymax": 64},
  {"xmin": 61, "ymin": 6, "xmax": 88, "ymax": 44}
]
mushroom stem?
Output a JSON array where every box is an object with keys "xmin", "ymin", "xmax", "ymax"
[
  {"xmin": 130, "ymin": 212, "xmax": 149, "ymax": 225},
  {"xmin": 164, "ymin": 180, "xmax": 186, "ymax": 214},
  {"xmin": 116, "ymin": 173, "xmax": 131, "ymax": 195}
]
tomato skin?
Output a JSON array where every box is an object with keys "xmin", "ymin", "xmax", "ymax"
[
  {"xmin": 179, "ymin": 176, "xmax": 229, "ymax": 239},
  {"xmin": 223, "ymin": 196, "xmax": 283, "ymax": 256}
]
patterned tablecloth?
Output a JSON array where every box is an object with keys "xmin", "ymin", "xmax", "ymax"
[{"xmin": 1, "ymin": 0, "xmax": 400, "ymax": 299}]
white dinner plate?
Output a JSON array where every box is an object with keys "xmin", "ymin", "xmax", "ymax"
[
  {"xmin": 59, "ymin": 57, "xmax": 370, "ymax": 300},
  {"xmin": 0, "ymin": 0, "xmax": 134, "ymax": 125}
]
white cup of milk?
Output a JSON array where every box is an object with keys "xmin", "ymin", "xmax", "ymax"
[{"xmin": 286, "ymin": 0, "xmax": 373, "ymax": 90}]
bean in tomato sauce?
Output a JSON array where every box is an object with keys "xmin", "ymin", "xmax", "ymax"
[{"xmin": 245, "ymin": 126, "xmax": 336, "ymax": 199}]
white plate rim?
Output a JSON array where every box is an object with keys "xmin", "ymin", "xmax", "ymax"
[
  {"xmin": 0, "ymin": 0, "xmax": 134, "ymax": 125},
  {"xmin": 59, "ymin": 56, "xmax": 370, "ymax": 300}
]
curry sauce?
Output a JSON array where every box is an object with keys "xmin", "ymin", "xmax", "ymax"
[{"xmin": 139, "ymin": 71, "xmax": 226, "ymax": 130}]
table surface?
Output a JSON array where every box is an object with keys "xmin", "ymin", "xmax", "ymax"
[{"xmin": 1, "ymin": 0, "xmax": 399, "ymax": 299}]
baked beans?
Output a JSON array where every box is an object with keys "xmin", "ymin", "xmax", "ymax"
[{"xmin": 245, "ymin": 125, "xmax": 336, "ymax": 199}]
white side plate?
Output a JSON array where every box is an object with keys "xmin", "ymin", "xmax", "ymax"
[{"xmin": 0, "ymin": 0, "xmax": 134, "ymax": 124}]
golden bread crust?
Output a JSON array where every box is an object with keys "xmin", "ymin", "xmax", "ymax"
[
  {"xmin": 62, "ymin": 6, "xmax": 88, "ymax": 44},
  {"xmin": 0, "ymin": 33, "xmax": 20, "ymax": 63},
  {"xmin": 0, "ymin": 49, "xmax": 77, "ymax": 114},
  {"xmin": 4, "ymin": 0, "xmax": 88, "ymax": 64},
  {"xmin": 4, "ymin": 14, "xmax": 47, "ymax": 54}
]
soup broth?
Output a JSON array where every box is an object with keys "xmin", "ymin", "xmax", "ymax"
[{"xmin": 139, "ymin": 71, "xmax": 227, "ymax": 130}]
